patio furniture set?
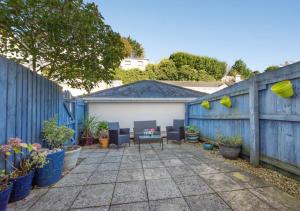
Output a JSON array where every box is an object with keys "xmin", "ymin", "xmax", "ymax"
[{"xmin": 107, "ymin": 119, "xmax": 185, "ymax": 151}]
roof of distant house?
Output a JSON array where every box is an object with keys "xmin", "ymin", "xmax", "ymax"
[{"xmin": 161, "ymin": 80, "xmax": 225, "ymax": 87}]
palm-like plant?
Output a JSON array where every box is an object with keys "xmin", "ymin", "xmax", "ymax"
[{"xmin": 82, "ymin": 116, "xmax": 97, "ymax": 138}]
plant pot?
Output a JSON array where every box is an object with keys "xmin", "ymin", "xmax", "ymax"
[
  {"xmin": 220, "ymin": 96, "xmax": 232, "ymax": 108},
  {"xmin": 99, "ymin": 138, "xmax": 109, "ymax": 149},
  {"xmin": 186, "ymin": 133, "xmax": 199, "ymax": 143},
  {"xmin": 219, "ymin": 143, "xmax": 241, "ymax": 159},
  {"xmin": 81, "ymin": 137, "xmax": 94, "ymax": 146},
  {"xmin": 63, "ymin": 146, "xmax": 81, "ymax": 171},
  {"xmin": 271, "ymin": 80, "xmax": 294, "ymax": 98},
  {"xmin": 33, "ymin": 150, "xmax": 65, "ymax": 187},
  {"xmin": 203, "ymin": 143, "xmax": 214, "ymax": 150},
  {"xmin": 0, "ymin": 183, "xmax": 13, "ymax": 210},
  {"xmin": 201, "ymin": 100, "xmax": 210, "ymax": 109},
  {"xmin": 9, "ymin": 170, "xmax": 34, "ymax": 202}
]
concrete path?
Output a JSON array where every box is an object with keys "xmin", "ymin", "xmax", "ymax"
[{"xmin": 8, "ymin": 141, "xmax": 300, "ymax": 211}]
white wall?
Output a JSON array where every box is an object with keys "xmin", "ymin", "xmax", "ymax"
[
  {"xmin": 88, "ymin": 102, "xmax": 185, "ymax": 132},
  {"xmin": 120, "ymin": 58, "xmax": 149, "ymax": 70}
]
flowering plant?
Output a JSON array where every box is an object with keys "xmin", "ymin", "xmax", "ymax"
[{"xmin": 0, "ymin": 169, "xmax": 9, "ymax": 191}]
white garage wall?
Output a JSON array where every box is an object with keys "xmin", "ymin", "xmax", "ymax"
[{"xmin": 88, "ymin": 102, "xmax": 185, "ymax": 132}]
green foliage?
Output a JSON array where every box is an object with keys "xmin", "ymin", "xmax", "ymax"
[
  {"xmin": 115, "ymin": 68, "xmax": 151, "ymax": 84},
  {"xmin": 264, "ymin": 65, "xmax": 280, "ymax": 72},
  {"xmin": 228, "ymin": 59, "xmax": 254, "ymax": 79},
  {"xmin": 43, "ymin": 117, "xmax": 74, "ymax": 149},
  {"xmin": 126, "ymin": 36, "xmax": 144, "ymax": 58},
  {"xmin": 0, "ymin": 169, "xmax": 9, "ymax": 191},
  {"xmin": 216, "ymin": 134, "xmax": 243, "ymax": 147},
  {"xmin": 169, "ymin": 52, "xmax": 227, "ymax": 80},
  {"xmin": 155, "ymin": 59, "xmax": 178, "ymax": 80},
  {"xmin": 186, "ymin": 125, "xmax": 199, "ymax": 133},
  {"xmin": 82, "ymin": 116, "xmax": 97, "ymax": 138},
  {"xmin": 96, "ymin": 121, "xmax": 109, "ymax": 138},
  {"xmin": 0, "ymin": 0, "xmax": 125, "ymax": 92}
]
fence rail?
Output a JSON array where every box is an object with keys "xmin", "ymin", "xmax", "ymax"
[
  {"xmin": 186, "ymin": 62, "xmax": 300, "ymax": 176},
  {"xmin": 0, "ymin": 56, "xmax": 85, "ymax": 170}
]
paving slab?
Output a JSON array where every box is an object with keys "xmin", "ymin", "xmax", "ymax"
[
  {"xmin": 30, "ymin": 186, "xmax": 82, "ymax": 211},
  {"xmin": 226, "ymin": 171, "xmax": 270, "ymax": 188},
  {"xmin": 97, "ymin": 162, "xmax": 120, "ymax": 171},
  {"xmin": 88, "ymin": 152, "xmax": 108, "ymax": 158},
  {"xmin": 201, "ymin": 173, "xmax": 243, "ymax": 192},
  {"xmin": 208, "ymin": 162, "xmax": 240, "ymax": 173},
  {"xmin": 72, "ymin": 184, "xmax": 114, "ymax": 208},
  {"xmin": 54, "ymin": 173, "xmax": 89, "ymax": 187},
  {"xmin": 189, "ymin": 163, "xmax": 219, "ymax": 175},
  {"xmin": 142, "ymin": 160, "xmax": 164, "ymax": 168},
  {"xmin": 7, "ymin": 188, "xmax": 48, "ymax": 211},
  {"xmin": 110, "ymin": 202, "xmax": 149, "ymax": 211},
  {"xmin": 102, "ymin": 156, "xmax": 122, "ymax": 163},
  {"xmin": 181, "ymin": 157, "xmax": 203, "ymax": 166},
  {"xmin": 140, "ymin": 153, "xmax": 160, "ymax": 161},
  {"xmin": 174, "ymin": 175, "xmax": 214, "ymax": 196},
  {"xmin": 158, "ymin": 153, "xmax": 178, "ymax": 159},
  {"xmin": 112, "ymin": 181, "xmax": 147, "ymax": 204},
  {"xmin": 167, "ymin": 165, "xmax": 196, "ymax": 178},
  {"xmin": 149, "ymin": 197, "xmax": 190, "ymax": 211},
  {"xmin": 117, "ymin": 169, "xmax": 144, "ymax": 182},
  {"xmin": 120, "ymin": 160, "xmax": 142, "ymax": 169},
  {"xmin": 87, "ymin": 170, "xmax": 118, "ymax": 184},
  {"xmin": 144, "ymin": 167, "xmax": 171, "ymax": 180},
  {"xmin": 71, "ymin": 164, "xmax": 98, "ymax": 174},
  {"xmin": 185, "ymin": 194, "xmax": 232, "ymax": 211},
  {"xmin": 146, "ymin": 178, "xmax": 182, "ymax": 200},
  {"xmin": 249, "ymin": 186, "xmax": 300, "ymax": 211},
  {"xmin": 122, "ymin": 155, "xmax": 141, "ymax": 162},
  {"xmin": 219, "ymin": 189, "xmax": 275, "ymax": 211},
  {"xmin": 162, "ymin": 158, "xmax": 184, "ymax": 167},
  {"xmin": 70, "ymin": 206, "xmax": 109, "ymax": 211},
  {"xmin": 81, "ymin": 157, "xmax": 104, "ymax": 164}
]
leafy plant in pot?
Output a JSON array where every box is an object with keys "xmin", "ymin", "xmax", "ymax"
[
  {"xmin": 0, "ymin": 139, "xmax": 47, "ymax": 203},
  {"xmin": 0, "ymin": 169, "xmax": 12, "ymax": 210},
  {"xmin": 34, "ymin": 118, "xmax": 74, "ymax": 187},
  {"xmin": 96, "ymin": 121, "xmax": 109, "ymax": 149},
  {"xmin": 81, "ymin": 116, "xmax": 97, "ymax": 145},
  {"xmin": 217, "ymin": 135, "xmax": 242, "ymax": 159},
  {"xmin": 185, "ymin": 125, "xmax": 200, "ymax": 143}
]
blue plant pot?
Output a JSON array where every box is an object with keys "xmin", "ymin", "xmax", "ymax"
[
  {"xmin": 0, "ymin": 183, "xmax": 13, "ymax": 211},
  {"xmin": 33, "ymin": 150, "xmax": 65, "ymax": 187},
  {"xmin": 203, "ymin": 143, "xmax": 214, "ymax": 150},
  {"xmin": 9, "ymin": 170, "xmax": 34, "ymax": 203}
]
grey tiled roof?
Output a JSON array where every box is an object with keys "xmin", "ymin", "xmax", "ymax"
[{"xmin": 84, "ymin": 80, "xmax": 206, "ymax": 98}]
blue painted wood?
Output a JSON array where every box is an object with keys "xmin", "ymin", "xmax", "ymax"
[
  {"xmin": 187, "ymin": 62, "xmax": 300, "ymax": 175},
  {"xmin": 0, "ymin": 57, "xmax": 86, "ymax": 169}
]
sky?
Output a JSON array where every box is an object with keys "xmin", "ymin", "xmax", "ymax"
[{"xmin": 87, "ymin": 0, "xmax": 300, "ymax": 71}]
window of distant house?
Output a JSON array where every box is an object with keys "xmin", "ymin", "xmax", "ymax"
[
  {"xmin": 125, "ymin": 60, "xmax": 131, "ymax": 65},
  {"xmin": 138, "ymin": 61, "xmax": 143, "ymax": 66}
]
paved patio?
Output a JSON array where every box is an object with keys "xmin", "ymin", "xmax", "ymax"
[{"xmin": 8, "ymin": 141, "xmax": 300, "ymax": 211}]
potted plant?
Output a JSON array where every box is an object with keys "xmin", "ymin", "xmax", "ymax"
[
  {"xmin": 217, "ymin": 135, "xmax": 242, "ymax": 159},
  {"xmin": 0, "ymin": 169, "xmax": 12, "ymax": 210},
  {"xmin": 0, "ymin": 139, "xmax": 46, "ymax": 203},
  {"xmin": 81, "ymin": 116, "xmax": 97, "ymax": 145},
  {"xmin": 203, "ymin": 142, "xmax": 214, "ymax": 150},
  {"xmin": 96, "ymin": 121, "xmax": 109, "ymax": 149},
  {"xmin": 185, "ymin": 125, "xmax": 200, "ymax": 143},
  {"xmin": 34, "ymin": 118, "xmax": 74, "ymax": 187}
]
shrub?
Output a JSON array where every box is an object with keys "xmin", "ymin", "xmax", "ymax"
[
  {"xmin": 96, "ymin": 121, "xmax": 109, "ymax": 139},
  {"xmin": 217, "ymin": 134, "xmax": 242, "ymax": 147},
  {"xmin": 186, "ymin": 125, "xmax": 199, "ymax": 133}
]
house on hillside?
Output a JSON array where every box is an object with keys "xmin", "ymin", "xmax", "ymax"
[{"xmin": 120, "ymin": 58, "xmax": 149, "ymax": 70}]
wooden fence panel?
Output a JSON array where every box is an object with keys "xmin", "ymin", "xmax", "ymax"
[
  {"xmin": 187, "ymin": 62, "xmax": 300, "ymax": 176},
  {"xmin": 0, "ymin": 56, "xmax": 85, "ymax": 171}
]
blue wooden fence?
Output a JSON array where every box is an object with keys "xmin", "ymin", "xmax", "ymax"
[
  {"xmin": 0, "ymin": 56, "xmax": 85, "ymax": 169},
  {"xmin": 186, "ymin": 62, "xmax": 300, "ymax": 176}
]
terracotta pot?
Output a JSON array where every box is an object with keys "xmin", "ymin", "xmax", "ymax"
[{"xmin": 99, "ymin": 138, "xmax": 109, "ymax": 148}]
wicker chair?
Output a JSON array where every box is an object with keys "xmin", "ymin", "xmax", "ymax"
[
  {"xmin": 166, "ymin": 119, "xmax": 185, "ymax": 144},
  {"xmin": 108, "ymin": 122, "xmax": 130, "ymax": 148}
]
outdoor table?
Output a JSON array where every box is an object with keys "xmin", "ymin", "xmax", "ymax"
[{"xmin": 138, "ymin": 135, "xmax": 163, "ymax": 152}]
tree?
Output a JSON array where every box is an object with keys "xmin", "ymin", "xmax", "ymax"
[
  {"xmin": 124, "ymin": 36, "xmax": 144, "ymax": 58},
  {"xmin": 228, "ymin": 59, "xmax": 253, "ymax": 79},
  {"xmin": 264, "ymin": 65, "xmax": 279, "ymax": 72},
  {"xmin": 121, "ymin": 37, "xmax": 133, "ymax": 58},
  {"xmin": 0, "ymin": 0, "xmax": 125, "ymax": 91},
  {"xmin": 169, "ymin": 52, "xmax": 227, "ymax": 80},
  {"xmin": 155, "ymin": 59, "xmax": 178, "ymax": 80},
  {"xmin": 114, "ymin": 68, "xmax": 154, "ymax": 84}
]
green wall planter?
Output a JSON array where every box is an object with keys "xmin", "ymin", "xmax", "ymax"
[
  {"xmin": 271, "ymin": 80, "xmax": 294, "ymax": 98},
  {"xmin": 200, "ymin": 101, "xmax": 210, "ymax": 109},
  {"xmin": 220, "ymin": 96, "xmax": 232, "ymax": 108}
]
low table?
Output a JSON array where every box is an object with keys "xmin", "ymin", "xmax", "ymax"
[{"xmin": 138, "ymin": 135, "xmax": 163, "ymax": 151}]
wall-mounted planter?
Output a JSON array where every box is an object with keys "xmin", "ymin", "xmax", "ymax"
[
  {"xmin": 271, "ymin": 80, "xmax": 294, "ymax": 98},
  {"xmin": 200, "ymin": 101, "xmax": 210, "ymax": 109},
  {"xmin": 220, "ymin": 96, "xmax": 232, "ymax": 108}
]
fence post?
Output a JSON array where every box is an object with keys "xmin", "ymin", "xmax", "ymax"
[
  {"xmin": 185, "ymin": 103, "xmax": 189, "ymax": 126},
  {"xmin": 74, "ymin": 100, "xmax": 78, "ymax": 144},
  {"xmin": 249, "ymin": 78, "xmax": 259, "ymax": 166}
]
